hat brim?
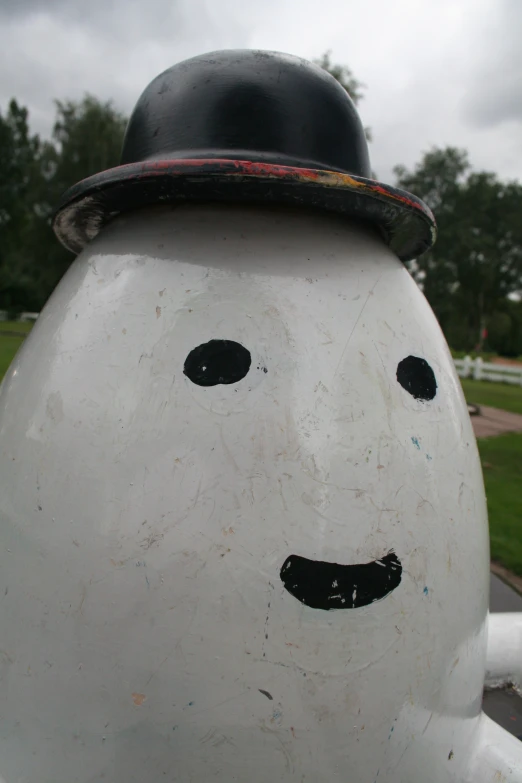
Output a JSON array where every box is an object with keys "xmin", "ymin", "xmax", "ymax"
[{"xmin": 52, "ymin": 159, "xmax": 436, "ymax": 261}]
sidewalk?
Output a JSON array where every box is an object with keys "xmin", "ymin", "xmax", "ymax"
[{"xmin": 471, "ymin": 405, "xmax": 522, "ymax": 438}]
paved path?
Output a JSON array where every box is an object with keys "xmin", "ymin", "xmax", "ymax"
[
  {"xmin": 483, "ymin": 574, "xmax": 522, "ymax": 738},
  {"xmin": 490, "ymin": 572, "xmax": 522, "ymax": 612},
  {"xmin": 471, "ymin": 405, "xmax": 522, "ymax": 438}
]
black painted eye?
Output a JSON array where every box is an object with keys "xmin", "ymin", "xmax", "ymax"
[
  {"xmin": 184, "ymin": 340, "xmax": 252, "ymax": 386},
  {"xmin": 397, "ymin": 356, "xmax": 437, "ymax": 401}
]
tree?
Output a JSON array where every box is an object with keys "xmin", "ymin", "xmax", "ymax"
[
  {"xmin": 486, "ymin": 301, "xmax": 522, "ymax": 357},
  {"xmin": 393, "ymin": 147, "xmax": 469, "ymax": 217},
  {"xmin": 36, "ymin": 96, "xmax": 129, "ymax": 299},
  {"xmin": 395, "ymin": 147, "xmax": 522, "ymax": 351},
  {"xmin": 48, "ymin": 95, "xmax": 127, "ymax": 201},
  {"xmin": 0, "ymin": 100, "xmax": 47, "ymax": 312},
  {"xmin": 314, "ymin": 51, "xmax": 372, "ymax": 141},
  {"xmin": 394, "ymin": 148, "xmax": 470, "ymax": 339},
  {"xmin": 0, "ymin": 95, "xmax": 128, "ymax": 311}
]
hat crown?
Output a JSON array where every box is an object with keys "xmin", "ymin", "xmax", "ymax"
[
  {"xmin": 120, "ymin": 49, "xmax": 371, "ymax": 178},
  {"xmin": 53, "ymin": 49, "xmax": 435, "ymax": 261}
]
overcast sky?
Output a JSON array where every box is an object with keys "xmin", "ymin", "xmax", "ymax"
[{"xmin": 1, "ymin": 0, "xmax": 520, "ymax": 186}]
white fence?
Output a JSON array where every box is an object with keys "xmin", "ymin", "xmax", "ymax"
[
  {"xmin": 18, "ymin": 312, "xmax": 39, "ymax": 322},
  {"xmin": 454, "ymin": 356, "xmax": 522, "ymax": 386},
  {"xmin": 0, "ymin": 311, "xmax": 39, "ymax": 323}
]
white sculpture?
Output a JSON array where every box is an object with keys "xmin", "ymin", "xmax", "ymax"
[{"xmin": 0, "ymin": 50, "xmax": 519, "ymax": 782}]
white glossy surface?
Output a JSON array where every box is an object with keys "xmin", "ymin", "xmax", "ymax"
[
  {"xmin": 467, "ymin": 713, "xmax": 522, "ymax": 782},
  {"xmin": 486, "ymin": 612, "xmax": 522, "ymax": 691},
  {"xmin": 0, "ymin": 204, "xmax": 507, "ymax": 781}
]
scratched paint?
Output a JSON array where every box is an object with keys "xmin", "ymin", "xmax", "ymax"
[
  {"xmin": 54, "ymin": 156, "xmax": 436, "ymax": 260},
  {"xmin": 1, "ymin": 175, "xmax": 500, "ymax": 780},
  {"xmin": 55, "ymin": 158, "xmax": 435, "ymax": 220}
]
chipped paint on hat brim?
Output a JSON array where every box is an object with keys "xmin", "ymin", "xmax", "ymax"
[{"xmin": 52, "ymin": 158, "xmax": 437, "ymax": 259}]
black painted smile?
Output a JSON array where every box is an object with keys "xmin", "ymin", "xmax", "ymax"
[{"xmin": 280, "ymin": 551, "xmax": 402, "ymax": 610}]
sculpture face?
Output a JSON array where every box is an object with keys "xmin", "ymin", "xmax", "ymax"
[{"xmin": 0, "ymin": 205, "xmax": 489, "ymax": 782}]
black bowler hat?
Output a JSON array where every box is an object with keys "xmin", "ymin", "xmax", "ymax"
[{"xmin": 53, "ymin": 50, "xmax": 436, "ymax": 260}]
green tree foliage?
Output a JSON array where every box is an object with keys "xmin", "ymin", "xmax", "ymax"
[
  {"xmin": 0, "ymin": 100, "xmax": 47, "ymax": 312},
  {"xmin": 486, "ymin": 301, "xmax": 522, "ymax": 358},
  {"xmin": 395, "ymin": 147, "xmax": 522, "ymax": 352},
  {"xmin": 0, "ymin": 95, "xmax": 127, "ymax": 312},
  {"xmin": 48, "ymin": 95, "xmax": 127, "ymax": 202}
]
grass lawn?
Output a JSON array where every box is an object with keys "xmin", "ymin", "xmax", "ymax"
[
  {"xmin": 460, "ymin": 381, "xmax": 522, "ymax": 574},
  {"xmin": 0, "ymin": 322, "xmax": 33, "ymax": 380},
  {"xmin": 0, "ymin": 321, "xmax": 33, "ymax": 336},
  {"xmin": 461, "ymin": 377, "xmax": 522, "ymax": 415},
  {"xmin": 478, "ymin": 433, "xmax": 522, "ymax": 575}
]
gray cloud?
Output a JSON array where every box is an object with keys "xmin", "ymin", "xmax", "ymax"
[
  {"xmin": 0, "ymin": 0, "xmax": 521, "ymax": 188},
  {"xmin": 463, "ymin": 0, "xmax": 522, "ymax": 129},
  {"xmin": 0, "ymin": 0, "xmax": 72, "ymax": 17}
]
